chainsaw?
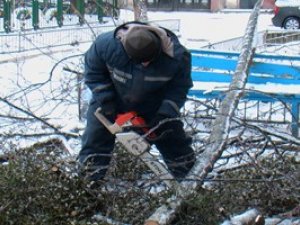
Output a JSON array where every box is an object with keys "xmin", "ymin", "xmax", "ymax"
[{"xmin": 94, "ymin": 107, "xmax": 178, "ymax": 189}]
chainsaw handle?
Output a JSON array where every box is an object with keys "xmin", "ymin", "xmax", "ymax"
[{"xmin": 94, "ymin": 107, "xmax": 123, "ymax": 134}]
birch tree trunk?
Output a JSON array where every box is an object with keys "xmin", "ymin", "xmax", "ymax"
[
  {"xmin": 133, "ymin": 0, "xmax": 148, "ymax": 21},
  {"xmin": 144, "ymin": 0, "xmax": 264, "ymax": 224},
  {"xmin": 220, "ymin": 209, "xmax": 263, "ymax": 225}
]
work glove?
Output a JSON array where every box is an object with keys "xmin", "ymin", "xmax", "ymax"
[
  {"xmin": 101, "ymin": 101, "xmax": 115, "ymax": 115},
  {"xmin": 100, "ymin": 101, "xmax": 116, "ymax": 122},
  {"xmin": 148, "ymin": 113, "xmax": 169, "ymax": 128},
  {"xmin": 148, "ymin": 114, "xmax": 184, "ymax": 141}
]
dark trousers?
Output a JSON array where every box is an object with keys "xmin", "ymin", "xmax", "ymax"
[{"xmin": 78, "ymin": 101, "xmax": 195, "ymax": 181}]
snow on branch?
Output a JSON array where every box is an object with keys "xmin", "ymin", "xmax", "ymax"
[{"xmin": 0, "ymin": 96, "xmax": 79, "ymax": 139}]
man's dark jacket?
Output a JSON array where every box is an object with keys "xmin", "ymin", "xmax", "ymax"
[{"xmin": 84, "ymin": 22, "xmax": 193, "ymax": 119}]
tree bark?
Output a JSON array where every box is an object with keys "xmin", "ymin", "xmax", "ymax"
[
  {"xmin": 220, "ymin": 209, "xmax": 263, "ymax": 225},
  {"xmin": 144, "ymin": 0, "xmax": 264, "ymax": 224},
  {"xmin": 133, "ymin": 0, "xmax": 148, "ymax": 21}
]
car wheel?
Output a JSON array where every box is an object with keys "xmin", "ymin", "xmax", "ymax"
[{"xmin": 283, "ymin": 17, "xmax": 300, "ymax": 29}]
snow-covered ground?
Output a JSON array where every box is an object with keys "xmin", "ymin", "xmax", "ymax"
[
  {"xmin": 147, "ymin": 10, "xmax": 275, "ymax": 48},
  {"xmin": 0, "ymin": 9, "xmax": 277, "ymax": 89},
  {"xmin": 0, "ymin": 9, "xmax": 297, "ymax": 152}
]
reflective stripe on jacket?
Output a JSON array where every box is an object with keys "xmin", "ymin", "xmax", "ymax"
[{"xmin": 84, "ymin": 22, "xmax": 193, "ymax": 118}]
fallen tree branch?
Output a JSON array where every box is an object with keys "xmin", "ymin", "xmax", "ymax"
[
  {"xmin": 18, "ymin": 136, "xmax": 76, "ymax": 156},
  {"xmin": 92, "ymin": 213, "xmax": 131, "ymax": 225},
  {"xmin": 264, "ymin": 217, "xmax": 300, "ymax": 225},
  {"xmin": 220, "ymin": 208, "xmax": 263, "ymax": 225},
  {"xmin": 144, "ymin": 1, "xmax": 264, "ymax": 224},
  {"xmin": 0, "ymin": 97, "xmax": 79, "ymax": 139},
  {"xmin": 220, "ymin": 206, "xmax": 300, "ymax": 225}
]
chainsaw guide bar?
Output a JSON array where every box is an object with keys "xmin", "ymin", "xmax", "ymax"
[{"xmin": 94, "ymin": 107, "xmax": 178, "ymax": 188}]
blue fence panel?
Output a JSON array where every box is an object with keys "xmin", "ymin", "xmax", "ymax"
[
  {"xmin": 189, "ymin": 49, "xmax": 300, "ymax": 137},
  {"xmin": 192, "ymin": 71, "xmax": 300, "ymax": 84}
]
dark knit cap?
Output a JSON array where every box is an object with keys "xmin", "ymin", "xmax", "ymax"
[{"xmin": 124, "ymin": 28, "xmax": 161, "ymax": 62}]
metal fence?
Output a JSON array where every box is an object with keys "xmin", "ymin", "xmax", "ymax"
[
  {"xmin": 202, "ymin": 30, "xmax": 300, "ymax": 53},
  {"xmin": 0, "ymin": 0, "xmax": 118, "ymax": 33},
  {"xmin": 0, "ymin": 23, "xmax": 113, "ymax": 53},
  {"xmin": 0, "ymin": 19, "xmax": 180, "ymax": 54},
  {"xmin": 147, "ymin": 0, "xmax": 211, "ymax": 11}
]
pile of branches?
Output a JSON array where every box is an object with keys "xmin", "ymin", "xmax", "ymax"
[{"xmin": 0, "ymin": 132, "xmax": 299, "ymax": 225}]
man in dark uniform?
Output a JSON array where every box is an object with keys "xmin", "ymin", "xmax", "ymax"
[{"xmin": 78, "ymin": 21, "xmax": 195, "ymax": 181}]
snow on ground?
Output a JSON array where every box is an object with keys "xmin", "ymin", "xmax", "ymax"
[
  {"xmin": 0, "ymin": 9, "xmax": 294, "ymax": 152},
  {"xmin": 0, "ymin": 9, "xmax": 277, "ymax": 90},
  {"xmin": 146, "ymin": 10, "xmax": 275, "ymax": 48}
]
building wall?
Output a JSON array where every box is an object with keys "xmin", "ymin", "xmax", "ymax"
[
  {"xmin": 211, "ymin": 0, "xmax": 275, "ymax": 11},
  {"xmin": 226, "ymin": 0, "xmax": 239, "ymax": 8},
  {"xmin": 262, "ymin": 0, "xmax": 275, "ymax": 9},
  {"xmin": 123, "ymin": 0, "xmax": 275, "ymax": 11},
  {"xmin": 211, "ymin": 0, "xmax": 224, "ymax": 11}
]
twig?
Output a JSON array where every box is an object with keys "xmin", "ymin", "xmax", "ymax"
[
  {"xmin": 92, "ymin": 213, "xmax": 131, "ymax": 225},
  {"xmin": 0, "ymin": 97, "xmax": 79, "ymax": 138}
]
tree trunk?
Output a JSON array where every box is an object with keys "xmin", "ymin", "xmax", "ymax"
[
  {"xmin": 133, "ymin": 0, "xmax": 148, "ymax": 21},
  {"xmin": 144, "ymin": 0, "xmax": 264, "ymax": 224},
  {"xmin": 220, "ymin": 209, "xmax": 263, "ymax": 225}
]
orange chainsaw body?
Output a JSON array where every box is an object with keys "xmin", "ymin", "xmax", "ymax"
[{"xmin": 115, "ymin": 112, "xmax": 155, "ymax": 139}]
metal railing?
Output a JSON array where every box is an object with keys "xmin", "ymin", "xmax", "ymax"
[
  {"xmin": 0, "ymin": 0, "xmax": 118, "ymax": 33},
  {"xmin": 0, "ymin": 23, "xmax": 114, "ymax": 53},
  {"xmin": 202, "ymin": 29, "xmax": 300, "ymax": 53},
  {"xmin": 0, "ymin": 19, "xmax": 180, "ymax": 54}
]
